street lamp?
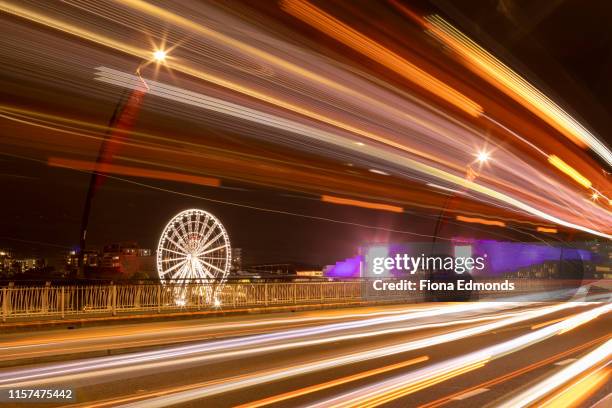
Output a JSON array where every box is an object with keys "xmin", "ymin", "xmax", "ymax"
[
  {"xmin": 77, "ymin": 47, "xmax": 169, "ymax": 277},
  {"xmin": 152, "ymin": 49, "xmax": 167, "ymax": 62},
  {"xmin": 476, "ymin": 150, "xmax": 490, "ymax": 164}
]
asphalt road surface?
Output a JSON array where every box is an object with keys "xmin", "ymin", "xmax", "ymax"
[{"xmin": 0, "ymin": 301, "xmax": 609, "ymax": 408}]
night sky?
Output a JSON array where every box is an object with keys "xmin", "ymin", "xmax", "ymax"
[{"xmin": 1, "ymin": 0, "xmax": 611, "ymax": 268}]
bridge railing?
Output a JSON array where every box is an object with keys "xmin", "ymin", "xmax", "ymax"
[
  {"xmin": 2, "ymin": 279, "xmax": 583, "ymax": 322},
  {"xmin": 0, "ymin": 281, "xmax": 409, "ymax": 321}
]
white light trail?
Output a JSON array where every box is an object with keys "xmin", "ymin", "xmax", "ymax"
[
  {"xmin": 94, "ymin": 67, "xmax": 612, "ymax": 239},
  {"xmin": 57, "ymin": 303, "xmax": 587, "ymax": 407},
  {"xmin": 308, "ymin": 302, "xmax": 612, "ymax": 407}
]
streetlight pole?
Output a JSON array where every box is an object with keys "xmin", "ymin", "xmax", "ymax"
[{"xmin": 76, "ymin": 51, "xmax": 166, "ymax": 277}]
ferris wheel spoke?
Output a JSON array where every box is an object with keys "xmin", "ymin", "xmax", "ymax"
[
  {"xmin": 171, "ymin": 222, "xmax": 192, "ymax": 249},
  {"xmin": 162, "ymin": 256, "xmax": 187, "ymax": 262},
  {"xmin": 194, "ymin": 258, "xmax": 215, "ymax": 280},
  {"xmin": 161, "ymin": 259, "xmax": 188, "ymax": 276},
  {"xmin": 201, "ymin": 259, "xmax": 227, "ymax": 276},
  {"xmin": 177, "ymin": 222, "xmax": 191, "ymax": 250},
  {"xmin": 197, "ymin": 243, "xmax": 227, "ymax": 256},
  {"xmin": 162, "ymin": 247, "xmax": 189, "ymax": 257},
  {"xmin": 180, "ymin": 262, "xmax": 193, "ymax": 280},
  {"xmin": 198, "ymin": 232, "xmax": 224, "ymax": 253},
  {"xmin": 196, "ymin": 215, "xmax": 210, "ymax": 240},
  {"xmin": 196, "ymin": 221, "xmax": 218, "ymax": 251},
  {"xmin": 172, "ymin": 263, "xmax": 189, "ymax": 281},
  {"xmin": 165, "ymin": 234, "xmax": 189, "ymax": 254}
]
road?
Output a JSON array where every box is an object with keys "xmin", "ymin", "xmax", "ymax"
[{"xmin": 0, "ymin": 301, "xmax": 609, "ymax": 407}]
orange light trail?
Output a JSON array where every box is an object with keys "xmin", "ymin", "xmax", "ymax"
[
  {"xmin": 48, "ymin": 157, "xmax": 221, "ymax": 187},
  {"xmin": 237, "ymin": 356, "xmax": 429, "ymax": 408},
  {"xmin": 539, "ymin": 367, "xmax": 610, "ymax": 408},
  {"xmin": 356, "ymin": 360, "xmax": 489, "ymax": 408},
  {"xmin": 281, "ymin": 0, "xmax": 483, "ymax": 117},
  {"xmin": 536, "ymin": 226, "xmax": 558, "ymax": 234},
  {"xmin": 424, "ymin": 14, "xmax": 612, "ymax": 169},
  {"xmin": 321, "ymin": 195, "xmax": 404, "ymax": 213},
  {"xmin": 418, "ymin": 335, "xmax": 610, "ymax": 408},
  {"xmin": 456, "ymin": 215, "xmax": 506, "ymax": 227},
  {"xmin": 547, "ymin": 155, "xmax": 592, "ymax": 189}
]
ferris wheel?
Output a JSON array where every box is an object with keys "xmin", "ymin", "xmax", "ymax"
[{"xmin": 157, "ymin": 209, "xmax": 231, "ymax": 302}]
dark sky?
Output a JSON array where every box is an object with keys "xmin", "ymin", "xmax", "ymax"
[
  {"xmin": 429, "ymin": 0, "xmax": 612, "ymax": 150},
  {"xmin": 1, "ymin": 0, "xmax": 610, "ymax": 267}
]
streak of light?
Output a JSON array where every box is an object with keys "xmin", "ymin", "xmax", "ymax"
[
  {"xmin": 0, "ymin": 306, "xmax": 433, "ymax": 349},
  {"xmin": 368, "ymin": 169, "xmax": 390, "ymax": 176},
  {"xmin": 539, "ymin": 366, "xmax": 610, "ymax": 408},
  {"xmin": 0, "ymin": 1, "xmax": 148, "ymax": 59},
  {"xmin": 418, "ymin": 334, "xmax": 610, "ymax": 408},
  {"xmin": 352, "ymin": 360, "xmax": 490, "ymax": 408},
  {"xmin": 321, "ymin": 195, "xmax": 403, "ymax": 213},
  {"xmin": 547, "ymin": 155, "xmax": 592, "ymax": 189},
  {"xmin": 308, "ymin": 303, "xmax": 612, "ymax": 408},
  {"xmin": 69, "ymin": 303, "xmax": 585, "ymax": 407},
  {"xmin": 236, "ymin": 356, "xmax": 429, "ymax": 408},
  {"xmin": 0, "ymin": 302, "xmax": 529, "ymax": 387},
  {"xmin": 47, "ymin": 157, "xmax": 221, "ymax": 187},
  {"xmin": 498, "ymin": 338, "xmax": 612, "ymax": 408},
  {"xmin": 281, "ymin": 0, "xmax": 483, "ymax": 117},
  {"xmin": 4, "ymin": 3, "xmax": 611, "ymax": 236},
  {"xmin": 93, "ymin": 67, "xmax": 612, "ymax": 239},
  {"xmin": 530, "ymin": 316, "xmax": 567, "ymax": 330},
  {"xmin": 536, "ymin": 226, "xmax": 558, "ymax": 234},
  {"xmin": 0, "ymin": 0, "xmax": 450, "ymax": 172},
  {"xmin": 425, "ymin": 183, "xmax": 467, "ymax": 195},
  {"xmin": 424, "ymin": 14, "xmax": 612, "ymax": 168},
  {"xmin": 456, "ymin": 215, "xmax": 506, "ymax": 227}
]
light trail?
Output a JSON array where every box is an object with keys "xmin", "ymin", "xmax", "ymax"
[
  {"xmin": 94, "ymin": 67, "xmax": 612, "ymax": 238},
  {"xmin": 48, "ymin": 157, "xmax": 221, "ymax": 187},
  {"xmin": 3, "ymin": 2, "xmax": 612, "ymax": 236},
  {"xmin": 424, "ymin": 14, "xmax": 612, "ymax": 169},
  {"xmin": 0, "ymin": 302, "xmax": 525, "ymax": 387},
  {"xmin": 456, "ymin": 215, "xmax": 506, "ymax": 227},
  {"xmin": 0, "ymin": 306, "xmax": 445, "ymax": 350},
  {"xmin": 417, "ymin": 334, "xmax": 610, "ymax": 408},
  {"xmin": 307, "ymin": 303, "xmax": 611, "ymax": 408},
  {"xmin": 498, "ymin": 338, "xmax": 612, "ymax": 407},
  {"xmin": 61, "ymin": 303, "xmax": 587, "ymax": 407},
  {"xmin": 538, "ymin": 366, "xmax": 610, "ymax": 408},
  {"xmin": 235, "ymin": 356, "xmax": 430, "ymax": 408},
  {"xmin": 280, "ymin": 0, "xmax": 482, "ymax": 117},
  {"xmin": 548, "ymin": 155, "xmax": 593, "ymax": 189},
  {"xmin": 321, "ymin": 195, "xmax": 404, "ymax": 213}
]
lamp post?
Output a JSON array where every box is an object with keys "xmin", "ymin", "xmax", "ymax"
[{"xmin": 76, "ymin": 50, "xmax": 167, "ymax": 277}]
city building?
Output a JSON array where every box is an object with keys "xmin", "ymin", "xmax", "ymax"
[
  {"xmin": 99, "ymin": 242, "xmax": 155, "ymax": 276},
  {"xmin": 0, "ymin": 249, "xmax": 14, "ymax": 275},
  {"xmin": 231, "ymin": 247, "xmax": 242, "ymax": 273}
]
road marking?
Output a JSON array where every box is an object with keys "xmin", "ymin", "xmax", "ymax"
[
  {"xmin": 554, "ymin": 358, "xmax": 577, "ymax": 366},
  {"xmin": 451, "ymin": 387, "xmax": 489, "ymax": 400}
]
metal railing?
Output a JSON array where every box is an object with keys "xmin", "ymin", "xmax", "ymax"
[
  {"xmin": 0, "ymin": 281, "xmax": 411, "ymax": 321},
  {"xmin": 0, "ymin": 279, "xmax": 586, "ymax": 322}
]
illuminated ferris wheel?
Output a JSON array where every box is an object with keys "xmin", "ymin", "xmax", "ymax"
[{"xmin": 157, "ymin": 209, "xmax": 231, "ymax": 296}]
